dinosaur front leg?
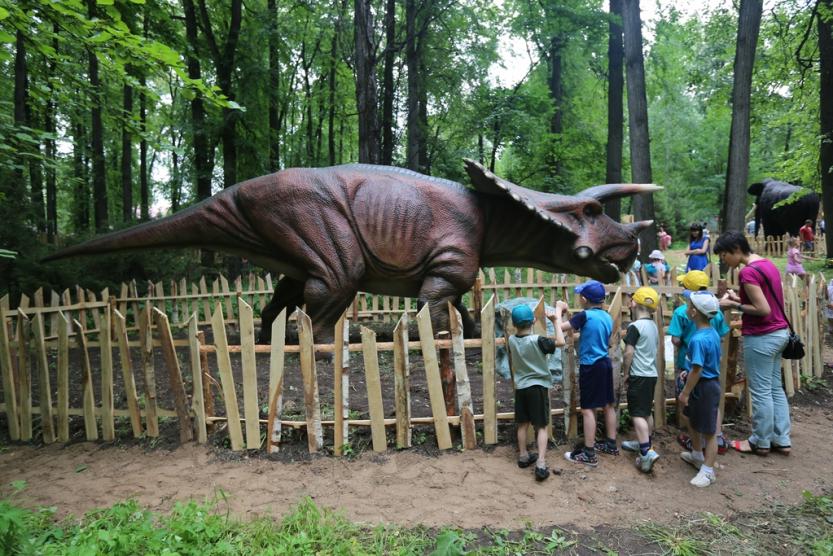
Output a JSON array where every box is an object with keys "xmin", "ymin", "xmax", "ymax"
[
  {"xmin": 258, "ymin": 276, "xmax": 306, "ymax": 344},
  {"xmin": 302, "ymin": 276, "xmax": 359, "ymax": 345},
  {"xmin": 418, "ymin": 276, "xmax": 472, "ymax": 336}
]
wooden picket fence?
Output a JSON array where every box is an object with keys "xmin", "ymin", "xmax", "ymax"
[
  {"xmin": 0, "ymin": 267, "xmax": 825, "ymax": 453},
  {"xmin": 743, "ymin": 233, "xmax": 827, "ymax": 259}
]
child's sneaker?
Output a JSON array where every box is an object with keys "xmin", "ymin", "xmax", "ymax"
[
  {"xmin": 690, "ymin": 468, "xmax": 716, "ymax": 487},
  {"xmin": 564, "ymin": 448, "xmax": 598, "ymax": 467},
  {"xmin": 534, "ymin": 465, "xmax": 550, "ymax": 481},
  {"xmin": 621, "ymin": 439, "xmax": 640, "ymax": 452},
  {"xmin": 594, "ymin": 440, "xmax": 620, "ymax": 456},
  {"xmin": 635, "ymin": 450, "xmax": 660, "ymax": 473},
  {"xmin": 680, "ymin": 451, "xmax": 704, "ymax": 470},
  {"xmin": 517, "ymin": 453, "xmax": 538, "ymax": 468}
]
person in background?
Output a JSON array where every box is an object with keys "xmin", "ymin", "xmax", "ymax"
[
  {"xmin": 714, "ymin": 231, "xmax": 791, "ymax": 456},
  {"xmin": 799, "ymin": 219, "xmax": 815, "ymax": 252},
  {"xmin": 645, "ymin": 250, "xmax": 670, "ymax": 286},
  {"xmin": 826, "ymin": 277, "xmax": 833, "ymax": 335},
  {"xmin": 620, "ymin": 287, "xmax": 661, "ymax": 473},
  {"xmin": 658, "ymin": 225, "xmax": 672, "ymax": 251},
  {"xmin": 509, "ymin": 303, "xmax": 567, "ymax": 481},
  {"xmin": 746, "ymin": 220, "xmax": 756, "ymax": 235},
  {"xmin": 685, "ymin": 223, "xmax": 710, "ymax": 271},
  {"xmin": 785, "ymin": 237, "xmax": 807, "ymax": 285}
]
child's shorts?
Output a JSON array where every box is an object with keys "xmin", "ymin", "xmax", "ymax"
[
  {"xmin": 627, "ymin": 376, "xmax": 657, "ymax": 418},
  {"xmin": 683, "ymin": 378, "xmax": 721, "ymax": 434},
  {"xmin": 579, "ymin": 357, "xmax": 614, "ymax": 409},
  {"xmin": 515, "ymin": 385, "xmax": 550, "ymax": 428}
]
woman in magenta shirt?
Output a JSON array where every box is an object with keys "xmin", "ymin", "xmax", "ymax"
[{"xmin": 714, "ymin": 231, "xmax": 790, "ymax": 455}]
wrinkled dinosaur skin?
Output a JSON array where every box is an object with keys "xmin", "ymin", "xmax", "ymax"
[{"xmin": 44, "ymin": 160, "xmax": 656, "ymax": 343}]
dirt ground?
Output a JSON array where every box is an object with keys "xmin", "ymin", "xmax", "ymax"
[{"xmin": 2, "ymin": 352, "xmax": 833, "ymax": 536}]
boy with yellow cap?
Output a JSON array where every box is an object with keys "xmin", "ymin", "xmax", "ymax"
[
  {"xmin": 621, "ymin": 287, "xmax": 661, "ymax": 472},
  {"xmin": 669, "ymin": 270, "xmax": 730, "ymax": 453}
]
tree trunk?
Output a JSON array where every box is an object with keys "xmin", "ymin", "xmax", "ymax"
[
  {"xmin": 139, "ymin": 9, "xmax": 149, "ymax": 220},
  {"xmin": 45, "ymin": 31, "xmax": 58, "ymax": 242},
  {"xmin": 605, "ymin": 0, "xmax": 624, "ymax": 221},
  {"xmin": 27, "ymin": 107, "xmax": 44, "ymax": 234},
  {"xmin": 381, "ymin": 0, "xmax": 396, "ymax": 165},
  {"xmin": 820, "ymin": 0, "xmax": 833, "ymax": 256},
  {"xmin": 73, "ymin": 120, "xmax": 89, "ymax": 234},
  {"xmin": 622, "ymin": 0, "xmax": 655, "ymax": 257},
  {"xmin": 183, "ymin": 0, "xmax": 213, "ymax": 201},
  {"xmin": 546, "ymin": 35, "xmax": 565, "ymax": 183},
  {"xmin": 121, "ymin": 80, "xmax": 134, "ymax": 222},
  {"xmin": 88, "ymin": 0, "xmax": 108, "ymax": 232},
  {"xmin": 268, "ymin": 0, "xmax": 280, "ymax": 170},
  {"xmin": 354, "ymin": 0, "xmax": 381, "ymax": 164},
  {"xmin": 406, "ymin": 0, "xmax": 427, "ymax": 172},
  {"xmin": 721, "ymin": 0, "xmax": 762, "ymax": 234}
]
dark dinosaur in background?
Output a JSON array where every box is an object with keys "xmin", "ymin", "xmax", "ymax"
[
  {"xmin": 748, "ymin": 178, "xmax": 820, "ymax": 238},
  {"xmin": 44, "ymin": 160, "xmax": 657, "ymax": 342}
]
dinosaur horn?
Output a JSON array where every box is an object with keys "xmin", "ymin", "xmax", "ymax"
[
  {"xmin": 626, "ymin": 220, "xmax": 655, "ymax": 236},
  {"xmin": 579, "ymin": 183, "xmax": 661, "ymax": 203}
]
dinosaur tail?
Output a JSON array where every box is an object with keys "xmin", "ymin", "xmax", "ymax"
[{"xmin": 42, "ymin": 184, "xmax": 264, "ymax": 262}]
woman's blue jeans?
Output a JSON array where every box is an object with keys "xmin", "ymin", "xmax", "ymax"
[{"xmin": 743, "ymin": 329, "xmax": 790, "ymax": 448}]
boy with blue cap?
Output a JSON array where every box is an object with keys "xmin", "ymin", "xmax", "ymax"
[
  {"xmin": 509, "ymin": 301, "xmax": 567, "ymax": 481},
  {"xmin": 560, "ymin": 280, "xmax": 617, "ymax": 467}
]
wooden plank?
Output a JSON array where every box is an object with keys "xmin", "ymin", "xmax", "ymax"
[
  {"xmin": 17, "ymin": 312, "xmax": 32, "ymax": 441},
  {"xmin": 481, "ymin": 296, "xmax": 497, "ymax": 445},
  {"xmin": 415, "ymin": 305, "xmax": 452, "ymax": 450},
  {"xmin": 333, "ymin": 312, "xmax": 349, "ymax": 454},
  {"xmin": 220, "ymin": 275, "xmax": 233, "ymax": 323},
  {"xmin": 449, "ymin": 304, "xmax": 476, "ymax": 450},
  {"xmin": 0, "ymin": 306, "xmax": 20, "ymax": 440},
  {"xmin": 297, "ymin": 310, "xmax": 324, "ymax": 452},
  {"xmin": 199, "ymin": 277, "xmax": 211, "ymax": 325},
  {"xmin": 266, "ymin": 309, "xmax": 288, "ymax": 453},
  {"xmin": 49, "ymin": 290, "xmax": 60, "ymax": 336},
  {"xmin": 812, "ymin": 274, "xmax": 824, "ymax": 377},
  {"xmin": 154, "ymin": 308, "xmax": 194, "ymax": 443},
  {"xmin": 31, "ymin": 313, "xmax": 55, "ymax": 443},
  {"xmin": 87, "ymin": 290, "xmax": 101, "ymax": 331},
  {"xmin": 99, "ymin": 305, "xmax": 115, "ymax": 441},
  {"xmin": 56, "ymin": 313, "xmax": 70, "ymax": 441},
  {"xmin": 138, "ymin": 305, "xmax": 159, "ymax": 437},
  {"xmin": 113, "ymin": 309, "xmax": 142, "ymax": 437},
  {"xmin": 361, "ymin": 326, "xmax": 387, "ymax": 452},
  {"xmin": 393, "ymin": 313, "xmax": 411, "ymax": 449},
  {"xmin": 564, "ymin": 330, "xmax": 578, "ymax": 440},
  {"xmin": 211, "ymin": 304, "xmax": 244, "ymax": 450},
  {"xmin": 73, "ymin": 320, "xmax": 98, "ymax": 441},
  {"xmin": 187, "ymin": 314, "xmax": 207, "ymax": 443},
  {"xmin": 652, "ymin": 300, "xmax": 666, "ymax": 428},
  {"xmin": 238, "ymin": 299, "xmax": 260, "ymax": 449}
]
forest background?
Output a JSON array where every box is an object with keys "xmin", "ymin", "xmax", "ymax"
[{"xmin": 0, "ymin": 0, "xmax": 830, "ymax": 301}]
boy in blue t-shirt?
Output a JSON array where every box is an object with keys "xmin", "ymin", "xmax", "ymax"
[
  {"xmin": 669, "ymin": 271, "xmax": 730, "ymax": 453},
  {"xmin": 678, "ymin": 292, "xmax": 722, "ymax": 488},
  {"xmin": 560, "ymin": 280, "xmax": 617, "ymax": 467}
]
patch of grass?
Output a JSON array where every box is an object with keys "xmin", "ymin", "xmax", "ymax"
[
  {"xmin": 639, "ymin": 523, "xmax": 709, "ymax": 556},
  {"xmin": 800, "ymin": 374, "xmax": 829, "ymax": 392}
]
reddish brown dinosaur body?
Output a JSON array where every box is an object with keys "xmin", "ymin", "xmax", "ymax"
[{"xmin": 44, "ymin": 160, "xmax": 656, "ymax": 341}]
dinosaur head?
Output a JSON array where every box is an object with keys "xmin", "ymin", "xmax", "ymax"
[{"xmin": 464, "ymin": 159, "xmax": 659, "ymax": 282}]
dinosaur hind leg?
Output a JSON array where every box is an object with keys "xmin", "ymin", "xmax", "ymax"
[
  {"xmin": 418, "ymin": 276, "xmax": 471, "ymax": 336},
  {"xmin": 302, "ymin": 277, "xmax": 358, "ymax": 346},
  {"xmin": 258, "ymin": 276, "xmax": 305, "ymax": 344}
]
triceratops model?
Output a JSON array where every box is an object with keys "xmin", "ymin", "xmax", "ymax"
[{"xmin": 44, "ymin": 160, "xmax": 656, "ymax": 342}]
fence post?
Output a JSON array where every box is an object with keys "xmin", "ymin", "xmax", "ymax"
[
  {"xmin": 416, "ymin": 305, "xmax": 452, "ymax": 450},
  {"xmin": 16, "ymin": 311, "xmax": 32, "ymax": 441},
  {"xmin": 187, "ymin": 314, "xmax": 207, "ymax": 444},
  {"xmin": 450, "ymin": 304, "xmax": 476, "ymax": 450},
  {"xmin": 154, "ymin": 308, "xmax": 194, "ymax": 443},
  {"xmin": 267, "ymin": 308, "xmax": 287, "ymax": 453},
  {"xmin": 31, "ymin": 313, "xmax": 55, "ymax": 444},
  {"xmin": 297, "ymin": 310, "xmax": 323, "ymax": 452},
  {"xmin": 210, "ymin": 303, "xmax": 244, "ymax": 451},
  {"xmin": 56, "ymin": 313, "xmax": 70, "ymax": 442},
  {"xmin": 361, "ymin": 326, "xmax": 387, "ymax": 452},
  {"xmin": 0, "ymin": 306, "xmax": 20, "ymax": 440},
  {"xmin": 73, "ymin": 319, "xmax": 98, "ymax": 441},
  {"xmin": 138, "ymin": 304, "xmax": 159, "ymax": 437},
  {"xmin": 238, "ymin": 299, "xmax": 260, "ymax": 450},
  {"xmin": 114, "ymin": 309, "xmax": 143, "ymax": 438},
  {"xmin": 100, "ymin": 304, "xmax": 115, "ymax": 441},
  {"xmin": 481, "ymin": 296, "xmax": 497, "ymax": 445},
  {"xmin": 393, "ymin": 313, "xmax": 411, "ymax": 449}
]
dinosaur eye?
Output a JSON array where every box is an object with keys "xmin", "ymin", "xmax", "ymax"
[{"xmin": 583, "ymin": 203, "xmax": 602, "ymax": 217}]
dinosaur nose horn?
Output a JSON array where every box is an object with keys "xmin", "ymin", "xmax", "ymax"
[
  {"xmin": 575, "ymin": 246, "xmax": 594, "ymax": 259},
  {"xmin": 579, "ymin": 184, "xmax": 662, "ymax": 203}
]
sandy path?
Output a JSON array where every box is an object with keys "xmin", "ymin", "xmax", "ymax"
[{"xmin": 1, "ymin": 404, "xmax": 831, "ymax": 530}]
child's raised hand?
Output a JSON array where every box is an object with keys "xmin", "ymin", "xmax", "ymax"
[
  {"xmin": 555, "ymin": 300, "xmax": 569, "ymax": 313},
  {"xmin": 545, "ymin": 308, "xmax": 557, "ymax": 320}
]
